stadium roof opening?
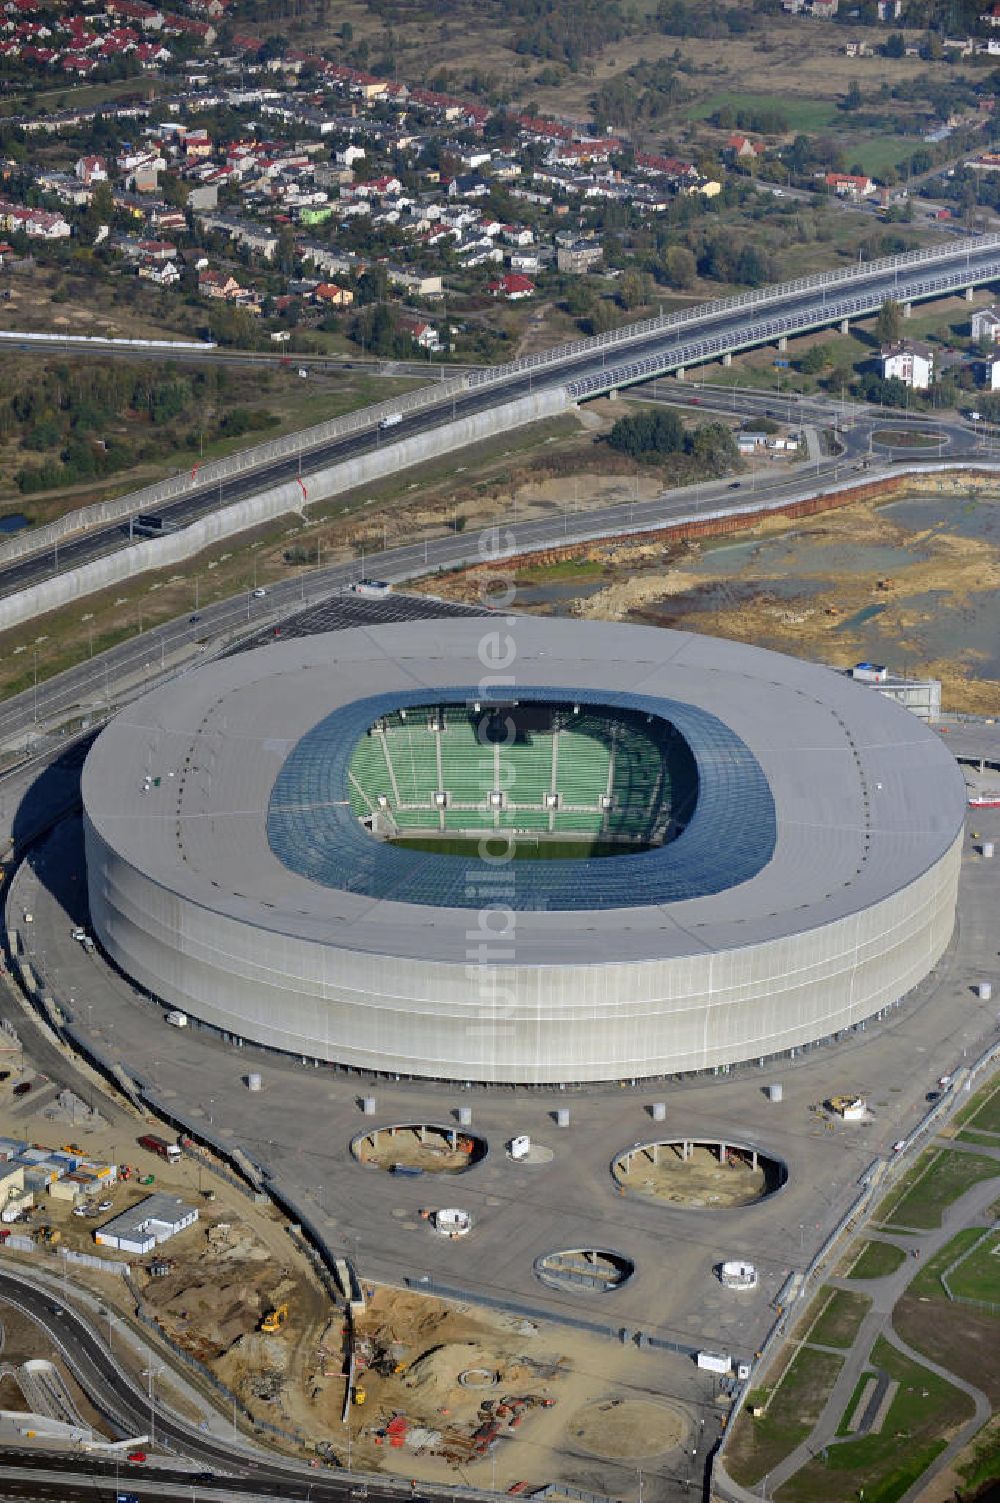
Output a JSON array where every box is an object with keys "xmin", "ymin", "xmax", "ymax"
[{"xmin": 266, "ymin": 689, "xmax": 775, "ymax": 910}]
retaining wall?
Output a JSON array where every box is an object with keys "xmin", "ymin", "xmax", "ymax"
[
  {"xmin": 0, "ymin": 387, "xmax": 568, "ymax": 632},
  {"xmin": 0, "ymin": 363, "xmax": 474, "ymax": 569}
]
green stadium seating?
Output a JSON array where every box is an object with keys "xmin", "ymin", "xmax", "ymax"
[{"xmin": 346, "ymin": 703, "xmax": 690, "ymax": 850}]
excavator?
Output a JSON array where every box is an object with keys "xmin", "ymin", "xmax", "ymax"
[{"xmin": 259, "ymin": 1302, "xmax": 289, "ymax": 1334}]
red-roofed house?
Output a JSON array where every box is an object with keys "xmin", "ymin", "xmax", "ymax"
[
  {"xmin": 825, "ymin": 171, "xmax": 874, "ymax": 198},
  {"xmin": 75, "ymin": 154, "xmax": 107, "ymax": 184},
  {"xmin": 397, "ymin": 315, "xmax": 440, "ymax": 351},
  {"xmin": 488, "ymin": 272, "xmax": 535, "ymax": 300}
]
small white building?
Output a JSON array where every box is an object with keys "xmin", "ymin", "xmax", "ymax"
[
  {"xmin": 880, "ymin": 340, "xmax": 934, "ymax": 390},
  {"xmin": 971, "ymin": 305, "xmax": 1000, "ymax": 344},
  {"xmin": 95, "ymin": 1193, "xmax": 198, "ymax": 1254}
]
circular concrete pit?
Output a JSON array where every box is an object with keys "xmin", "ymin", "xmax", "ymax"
[
  {"xmin": 612, "ymin": 1137, "xmax": 786, "ymax": 1209},
  {"xmin": 534, "ymin": 1248, "xmax": 634, "ymax": 1294},
  {"xmin": 351, "ymin": 1123, "xmax": 488, "ymax": 1175}
]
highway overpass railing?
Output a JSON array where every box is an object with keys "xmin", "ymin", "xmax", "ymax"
[
  {"xmin": 568, "ymin": 253, "xmax": 1000, "ymax": 399},
  {"xmin": 4, "ymin": 232, "xmax": 1000, "ymax": 573},
  {"xmin": 464, "ymin": 230, "xmax": 1000, "ymax": 387}
]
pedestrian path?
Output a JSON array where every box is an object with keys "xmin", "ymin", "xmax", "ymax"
[{"xmin": 715, "ymin": 1169, "xmax": 1000, "ymax": 1502}]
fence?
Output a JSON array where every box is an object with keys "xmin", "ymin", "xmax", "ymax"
[
  {"xmin": 4, "ymin": 230, "xmax": 1000, "ymax": 574},
  {"xmin": 0, "ymin": 385, "xmax": 567, "ymax": 631}
]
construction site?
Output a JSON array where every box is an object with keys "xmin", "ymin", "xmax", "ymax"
[
  {"xmin": 613, "ymin": 1140, "xmax": 785, "ymax": 1210},
  {"xmin": 0, "ymin": 1106, "xmax": 700, "ymax": 1492}
]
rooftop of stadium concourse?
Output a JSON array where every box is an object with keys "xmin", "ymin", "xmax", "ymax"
[
  {"xmin": 268, "ymin": 686, "xmax": 774, "ymax": 911},
  {"xmin": 82, "ymin": 619, "xmax": 968, "ymax": 966}
]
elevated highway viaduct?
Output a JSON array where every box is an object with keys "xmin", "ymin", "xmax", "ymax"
[{"xmin": 2, "ymin": 232, "xmax": 1000, "ymax": 604}]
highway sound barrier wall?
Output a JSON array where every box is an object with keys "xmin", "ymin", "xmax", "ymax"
[{"xmin": 0, "ymin": 387, "xmax": 569, "ymax": 632}]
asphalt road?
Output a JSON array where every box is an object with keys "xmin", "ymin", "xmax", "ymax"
[
  {"xmin": 3, "ymin": 235, "xmax": 1000, "ymax": 604},
  {"xmin": 0, "ymin": 384, "xmax": 983, "ymax": 760}
]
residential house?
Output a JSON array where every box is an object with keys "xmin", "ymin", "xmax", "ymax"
[
  {"xmin": 139, "ymin": 257, "xmax": 179, "ymax": 285},
  {"xmin": 726, "ymin": 134, "xmax": 765, "ymax": 162},
  {"xmin": 880, "ymin": 339, "xmax": 934, "ymax": 389},
  {"xmin": 556, "ymin": 239, "xmax": 603, "ymax": 274},
  {"xmin": 825, "ymin": 171, "xmax": 875, "ymax": 198},
  {"xmin": 75, "ymin": 154, "xmax": 107, "ymax": 185},
  {"xmin": 198, "ymin": 267, "xmax": 242, "ymax": 298},
  {"xmin": 487, "ymin": 272, "xmax": 535, "ymax": 300},
  {"xmin": 877, "ymin": 0, "xmax": 902, "ymax": 17},
  {"xmin": 982, "ymin": 1, "xmax": 1000, "ymax": 25},
  {"xmin": 313, "ymin": 281, "xmax": 353, "ymax": 306},
  {"xmin": 397, "ymin": 314, "xmax": 440, "ymax": 351},
  {"xmin": 136, "ymin": 238, "xmax": 176, "ymax": 261}
]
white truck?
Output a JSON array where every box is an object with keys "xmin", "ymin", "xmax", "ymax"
[
  {"xmin": 165, "ymin": 1010, "xmax": 188, "ymax": 1028},
  {"xmin": 379, "ymin": 412, "xmax": 403, "ymax": 430},
  {"xmin": 696, "ymin": 1351, "xmax": 732, "ymax": 1375}
]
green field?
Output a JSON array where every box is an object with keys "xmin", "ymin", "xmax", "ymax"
[
  {"xmin": 776, "ymin": 1337, "xmax": 974, "ymax": 1503},
  {"xmin": 948, "ymin": 1230, "xmax": 1000, "ymax": 1305},
  {"xmin": 877, "ymin": 1148, "xmax": 1000, "ymax": 1231},
  {"xmin": 726, "ymin": 1346, "xmax": 845, "ymax": 1488},
  {"xmin": 847, "ymin": 1241, "xmax": 907, "ymax": 1280},
  {"xmin": 689, "ymin": 91, "xmax": 839, "ymax": 132},
  {"xmin": 908, "ymin": 1228, "xmax": 983, "ymax": 1299},
  {"xmin": 850, "ymin": 134, "xmax": 926, "ymax": 177},
  {"xmin": 808, "ymin": 1288, "xmax": 872, "ymax": 1350},
  {"xmin": 955, "ymin": 1075, "xmax": 1000, "ymax": 1136}
]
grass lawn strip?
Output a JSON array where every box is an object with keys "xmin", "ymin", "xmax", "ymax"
[
  {"xmin": 725, "ymin": 1346, "xmax": 845, "ymax": 1488},
  {"xmin": 877, "ymin": 1147, "xmax": 1000, "ymax": 1231},
  {"xmin": 807, "ymin": 1287, "xmax": 872, "ymax": 1350},
  {"xmin": 775, "ymin": 1336, "xmax": 975, "ymax": 1503},
  {"xmin": 954, "ymin": 1074, "xmax": 1000, "ymax": 1135},
  {"xmin": 846, "ymin": 1241, "xmax": 907, "ymax": 1281},
  {"xmin": 908, "ymin": 1229, "xmax": 983, "ymax": 1299},
  {"xmin": 946, "ymin": 1227, "xmax": 1000, "ymax": 1306},
  {"xmin": 836, "ymin": 1370, "xmax": 877, "ymax": 1437}
]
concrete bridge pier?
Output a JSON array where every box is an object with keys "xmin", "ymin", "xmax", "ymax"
[
  {"xmin": 839, "ymin": 318, "xmax": 849, "ymax": 335},
  {"xmin": 966, "ymin": 286, "xmax": 976, "ymax": 301},
  {"xmin": 777, "ymin": 336, "xmax": 787, "ymax": 352},
  {"xmin": 676, "ymin": 366, "xmax": 685, "ymax": 380},
  {"xmin": 722, "ymin": 352, "xmax": 732, "ymax": 367},
  {"xmin": 903, "ymin": 301, "xmax": 912, "ymax": 318}
]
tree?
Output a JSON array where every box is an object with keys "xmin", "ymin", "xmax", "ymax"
[
  {"xmin": 884, "ymin": 31, "xmax": 905, "ymax": 57},
  {"xmin": 843, "ymin": 79, "xmax": 863, "ymax": 113},
  {"xmin": 877, "ymin": 297, "xmax": 903, "ymax": 347},
  {"xmin": 799, "ymin": 344, "xmax": 828, "ymax": 375},
  {"xmin": 617, "ymin": 269, "xmax": 650, "ymax": 310},
  {"xmin": 662, "ymin": 244, "xmax": 696, "ymax": 289}
]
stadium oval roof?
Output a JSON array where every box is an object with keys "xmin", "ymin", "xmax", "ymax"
[{"xmin": 82, "ymin": 617, "xmax": 967, "ymax": 967}]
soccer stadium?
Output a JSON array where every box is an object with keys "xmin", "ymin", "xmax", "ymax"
[{"xmin": 81, "ymin": 617, "xmax": 967, "ymax": 1084}]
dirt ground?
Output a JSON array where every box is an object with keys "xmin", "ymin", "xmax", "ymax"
[
  {"xmin": 569, "ymin": 1398, "xmax": 686, "ymax": 1462},
  {"xmin": 354, "ymin": 1125, "xmax": 483, "ymax": 1175},
  {"xmin": 341, "ymin": 1285, "xmax": 692, "ymax": 1490},
  {"xmin": 616, "ymin": 1144, "xmax": 771, "ymax": 1210},
  {"xmin": 417, "ymin": 473, "xmax": 1000, "ymax": 717}
]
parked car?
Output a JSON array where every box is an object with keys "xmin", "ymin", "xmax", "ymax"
[
  {"xmin": 97, "ymin": 1199, "xmax": 113, "ymax": 1212},
  {"xmin": 12, "ymin": 1081, "xmax": 31, "ymax": 1096}
]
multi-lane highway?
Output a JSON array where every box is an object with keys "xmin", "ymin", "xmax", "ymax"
[
  {"xmin": 3, "ymin": 234, "xmax": 1000, "ymax": 607},
  {"xmin": 0, "ymin": 380, "xmax": 985, "ymax": 759}
]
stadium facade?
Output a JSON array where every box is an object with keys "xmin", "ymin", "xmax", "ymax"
[{"xmin": 82, "ymin": 618, "xmax": 966, "ymax": 1084}]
